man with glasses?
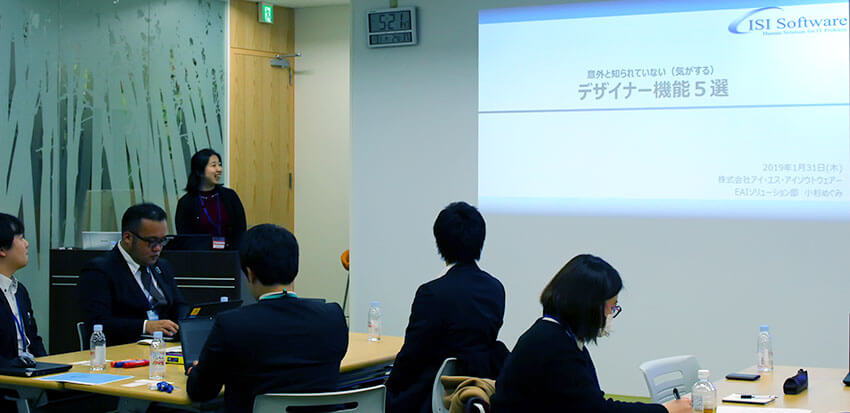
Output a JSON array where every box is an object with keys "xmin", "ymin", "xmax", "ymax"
[{"xmin": 80, "ymin": 203, "xmax": 187, "ymax": 345}]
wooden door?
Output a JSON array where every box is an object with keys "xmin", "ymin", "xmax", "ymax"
[{"xmin": 229, "ymin": 1, "xmax": 294, "ymax": 230}]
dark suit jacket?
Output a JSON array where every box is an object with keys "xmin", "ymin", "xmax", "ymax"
[
  {"xmin": 385, "ymin": 261, "xmax": 507, "ymax": 413},
  {"xmin": 187, "ymin": 294, "xmax": 348, "ymax": 413},
  {"xmin": 79, "ymin": 247, "xmax": 187, "ymax": 345},
  {"xmin": 0, "ymin": 282, "xmax": 46, "ymax": 364},
  {"xmin": 492, "ymin": 319, "xmax": 666, "ymax": 413},
  {"xmin": 175, "ymin": 186, "xmax": 247, "ymax": 250}
]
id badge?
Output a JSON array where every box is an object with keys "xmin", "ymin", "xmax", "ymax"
[
  {"xmin": 147, "ymin": 310, "xmax": 159, "ymax": 321},
  {"xmin": 212, "ymin": 236, "xmax": 226, "ymax": 250}
]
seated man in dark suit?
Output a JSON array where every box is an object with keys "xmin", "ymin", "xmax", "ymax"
[
  {"xmin": 385, "ymin": 201, "xmax": 508, "ymax": 413},
  {"xmin": 187, "ymin": 224, "xmax": 348, "ymax": 413},
  {"xmin": 0, "ymin": 213, "xmax": 46, "ymax": 364},
  {"xmin": 0, "ymin": 213, "xmax": 47, "ymax": 410},
  {"xmin": 79, "ymin": 203, "xmax": 187, "ymax": 345}
]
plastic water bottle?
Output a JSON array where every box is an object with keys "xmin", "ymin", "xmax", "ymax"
[
  {"xmin": 367, "ymin": 301, "xmax": 382, "ymax": 342},
  {"xmin": 757, "ymin": 325, "xmax": 774, "ymax": 372},
  {"xmin": 149, "ymin": 331, "xmax": 166, "ymax": 380},
  {"xmin": 89, "ymin": 324, "xmax": 107, "ymax": 372},
  {"xmin": 691, "ymin": 369, "xmax": 717, "ymax": 413}
]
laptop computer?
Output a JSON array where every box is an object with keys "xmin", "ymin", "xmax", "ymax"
[
  {"xmin": 163, "ymin": 234, "xmax": 213, "ymax": 251},
  {"xmin": 184, "ymin": 299, "xmax": 242, "ymax": 319},
  {"xmin": 179, "ymin": 317, "xmax": 216, "ymax": 374},
  {"xmin": 81, "ymin": 231, "xmax": 121, "ymax": 250},
  {"xmin": 0, "ymin": 361, "xmax": 72, "ymax": 377}
]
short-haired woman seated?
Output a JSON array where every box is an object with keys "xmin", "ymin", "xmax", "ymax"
[{"xmin": 492, "ymin": 254, "xmax": 691, "ymax": 413}]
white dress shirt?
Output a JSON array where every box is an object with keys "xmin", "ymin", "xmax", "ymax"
[
  {"xmin": 0, "ymin": 274, "xmax": 27, "ymax": 355},
  {"xmin": 116, "ymin": 243, "xmax": 166, "ymax": 333}
]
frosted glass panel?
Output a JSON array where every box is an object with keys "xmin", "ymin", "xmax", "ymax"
[{"xmin": 0, "ymin": 0, "xmax": 226, "ymax": 346}]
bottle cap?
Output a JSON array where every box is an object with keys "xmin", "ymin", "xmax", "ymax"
[
  {"xmin": 370, "ymin": 301, "xmax": 380, "ymax": 307},
  {"xmin": 698, "ymin": 369, "xmax": 710, "ymax": 380},
  {"xmin": 153, "ymin": 331, "xmax": 163, "ymax": 339},
  {"xmin": 93, "ymin": 324, "xmax": 103, "ymax": 332},
  {"xmin": 760, "ymin": 325, "xmax": 769, "ymax": 332}
]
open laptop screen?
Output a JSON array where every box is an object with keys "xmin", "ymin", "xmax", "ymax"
[{"xmin": 179, "ymin": 317, "xmax": 216, "ymax": 374}]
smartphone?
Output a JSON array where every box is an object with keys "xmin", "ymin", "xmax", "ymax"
[{"xmin": 726, "ymin": 372, "xmax": 761, "ymax": 381}]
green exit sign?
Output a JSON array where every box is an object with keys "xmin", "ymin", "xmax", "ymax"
[{"xmin": 258, "ymin": 3, "xmax": 273, "ymax": 24}]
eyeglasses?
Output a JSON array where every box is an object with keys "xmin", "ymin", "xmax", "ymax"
[
  {"xmin": 608, "ymin": 304, "xmax": 622, "ymax": 319},
  {"xmin": 129, "ymin": 231, "xmax": 173, "ymax": 249}
]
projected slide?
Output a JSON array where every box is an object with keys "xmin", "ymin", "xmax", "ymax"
[{"xmin": 478, "ymin": 0, "xmax": 850, "ymax": 219}]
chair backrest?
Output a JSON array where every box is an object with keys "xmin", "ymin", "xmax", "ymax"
[
  {"xmin": 76, "ymin": 321, "xmax": 87, "ymax": 352},
  {"xmin": 432, "ymin": 357, "xmax": 458, "ymax": 413},
  {"xmin": 253, "ymin": 384, "xmax": 385, "ymax": 413},
  {"xmin": 639, "ymin": 355, "xmax": 700, "ymax": 403}
]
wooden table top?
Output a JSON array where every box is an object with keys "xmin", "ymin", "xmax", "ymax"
[
  {"xmin": 0, "ymin": 332, "xmax": 402, "ymax": 405},
  {"xmin": 714, "ymin": 365, "xmax": 849, "ymax": 413}
]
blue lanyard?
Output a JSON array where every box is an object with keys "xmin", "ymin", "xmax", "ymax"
[
  {"xmin": 199, "ymin": 193, "xmax": 223, "ymax": 235},
  {"xmin": 12, "ymin": 299, "xmax": 30, "ymax": 353}
]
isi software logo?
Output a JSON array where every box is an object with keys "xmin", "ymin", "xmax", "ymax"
[{"xmin": 728, "ymin": 6, "xmax": 848, "ymax": 34}]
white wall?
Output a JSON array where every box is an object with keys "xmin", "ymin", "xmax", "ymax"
[
  {"xmin": 293, "ymin": 5, "xmax": 351, "ymax": 308},
  {"xmin": 350, "ymin": 0, "xmax": 850, "ymax": 397}
]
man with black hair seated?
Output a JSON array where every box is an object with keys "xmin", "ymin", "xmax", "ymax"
[
  {"xmin": 0, "ymin": 213, "xmax": 46, "ymax": 410},
  {"xmin": 385, "ymin": 201, "xmax": 508, "ymax": 413},
  {"xmin": 187, "ymin": 224, "xmax": 348, "ymax": 413},
  {"xmin": 0, "ymin": 213, "xmax": 45, "ymax": 365},
  {"xmin": 79, "ymin": 203, "xmax": 187, "ymax": 345}
]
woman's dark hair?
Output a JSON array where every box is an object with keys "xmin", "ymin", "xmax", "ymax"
[
  {"xmin": 185, "ymin": 148, "xmax": 222, "ymax": 193},
  {"xmin": 0, "ymin": 213, "xmax": 24, "ymax": 250},
  {"xmin": 239, "ymin": 224, "xmax": 299, "ymax": 286},
  {"xmin": 433, "ymin": 201, "xmax": 486, "ymax": 264},
  {"xmin": 540, "ymin": 254, "xmax": 622, "ymax": 343}
]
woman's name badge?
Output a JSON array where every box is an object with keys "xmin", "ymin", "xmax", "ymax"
[{"xmin": 212, "ymin": 236, "xmax": 225, "ymax": 250}]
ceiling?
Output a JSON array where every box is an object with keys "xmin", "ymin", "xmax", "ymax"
[{"xmin": 254, "ymin": 0, "xmax": 349, "ymax": 7}]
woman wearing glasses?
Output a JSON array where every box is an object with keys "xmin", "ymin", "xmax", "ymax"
[
  {"xmin": 175, "ymin": 148, "xmax": 247, "ymax": 250},
  {"xmin": 492, "ymin": 254, "xmax": 691, "ymax": 413}
]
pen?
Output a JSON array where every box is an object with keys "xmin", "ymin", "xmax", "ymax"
[
  {"xmin": 740, "ymin": 394, "xmax": 771, "ymax": 399},
  {"xmin": 673, "ymin": 388, "xmax": 681, "ymax": 400}
]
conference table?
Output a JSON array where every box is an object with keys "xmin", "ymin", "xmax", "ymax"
[
  {"xmin": 0, "ymin": 332, "xmax": 404, "ymax": 413},
  {"xmin": 714, "ymin": 365, "xmax": 849, "ymax": 413}
]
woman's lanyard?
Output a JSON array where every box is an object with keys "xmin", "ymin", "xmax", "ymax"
[
  {"xmin": 542, "ymin": 314, "xmax": 576, "ymax": 341},
  {"xmin": 259, "ymin": 290, "xmax": 298, "ymax": 301},
  {"xmin": 199, "ymin": 192, "xmax": 223, "ymax": 235},
  {"xmin": 12, "ymin": 300, "xmax": 31, "ymax": 353}
]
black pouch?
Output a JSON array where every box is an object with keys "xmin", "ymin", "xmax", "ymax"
[{"xmin": 783, "ymin": 369, "xmax": 808, "ymax": 394}]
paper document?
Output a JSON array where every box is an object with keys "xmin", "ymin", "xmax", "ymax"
[
  {"xmin": 33, "ymin": 372, "xmax": 132, "ymax": 385},
  {"xmin": 718, "ymin": 406, "xmax": 811, "ymax": 413},
  {"xmin": 721, "ymin": 393, "xmax": 777, "ymax": 405}
]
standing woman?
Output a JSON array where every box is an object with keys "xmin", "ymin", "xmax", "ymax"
[
  {"xmin": 176, "ymin": 149, "xmax": 247, "ymax": 250},
  {"xmin": 492, "ymin": 254, "xmax": 691, "ymax": 413}
]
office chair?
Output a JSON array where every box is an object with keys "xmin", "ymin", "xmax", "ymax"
[
  {"xmin": 253, "ymin": 384, "xmax": 385, "ymax": 413},
  {"xmin": 639, "ymin": 355, "xmax": 700, "ymax": 403},
  {"xmin": 76, "ymin": 321, "xmax": 88, "ymax": 351}
]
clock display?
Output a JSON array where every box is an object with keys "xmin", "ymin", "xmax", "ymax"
[
  {"xmin": 369, "ymin": 10, "xmax": 412, "ymax": 33},
  {"xmin": 370, "ymin": 32, "xmax": 413, "ymax": 46},
  {"xmin": 366, "ymin": 7, "xmax": 417, "ymax": 48}
]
